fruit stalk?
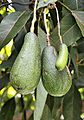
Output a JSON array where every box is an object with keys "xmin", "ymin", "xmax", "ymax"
[
  {"xmin": 44, "ymin": 8, "xmax": 51, "ymax": 46},
  {"xmin": 54, "ymin": 4, "xmax": 62, "ymax": 44},
  {"xmin": 30, "ymin": 0, "xmax": 38, "ymax": 33}
]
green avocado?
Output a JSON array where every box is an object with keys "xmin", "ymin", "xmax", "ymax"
[
  {"xmin": 10, "ymin": 32, "xmax": 41, "ymax": 95},
  {"xmin": 55, "ymin": 43, "xmax": 68, "ymax": 71},
  {"xmin": 42, "ymin": 46, "xmax": 72, "ymax": 97}
]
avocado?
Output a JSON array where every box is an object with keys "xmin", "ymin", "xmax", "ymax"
[
  {"xmin": 42, "ymin": 46, "xmax": 72, "ymax": 96},
  {"xmin": 55, "ymin": 43, "xmax": 68, "ymax": 71},
  {"xmin": 10, "ymin": 32, "xmax": 41, "ymax": 95}
]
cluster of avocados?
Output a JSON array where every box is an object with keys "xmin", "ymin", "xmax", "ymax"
[{"xmin": 10, "ymin": 32, "xmax": 72, "ymax": 96}]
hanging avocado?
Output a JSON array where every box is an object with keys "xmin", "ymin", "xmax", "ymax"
[
  {"xmin": 42, "ymin": 46, "xmax": 72, "ymax": 97},
  {"xmin": 10, "ymin": 32, "xmax": 41, "ymax": 95}
]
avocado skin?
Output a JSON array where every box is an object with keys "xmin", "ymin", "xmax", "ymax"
[
  {"xmin": 42, "ymin": 46, "xmax": 72, "ymax": 97},
  {"xmin": 10, "ymin": 32, "xmax": 41, "ymax": 95}
]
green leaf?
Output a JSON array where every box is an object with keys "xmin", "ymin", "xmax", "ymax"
[
  {"xmin": 78, "ymin": 66, "xmax": 84, "ymax": 74},
  {"xmin": 51, "ymin": 13, "xmax": 82, "ymax": 47},
  {"xmin": 62, "ymin": 0, "xmax": 79, "ymax": 10},
  {"xmin": 37, "ymin": 0, "xmax": 57, "ymax": 9},
  {"xmin": 41, "ymin": 104, "xmax": 52, "ymax": 120},
  {"xmin": 34, "ymin": 28, "xmax": 48, "ymax": 120},
  {"xmin": 46, "ymin": 95, "xmax": 54, "ymax": 111},
  {"xmin": 77, "ymin": 37, "xmax": 84, "ymax": 53},
  {"xmin": 0, "ymin": 50, "xmax": 17, "ymax": 69},
  {"xmin": 78, "ymin": 53, "xmax": 84, "ymax": 60},
  {"xmin": 52, "ymin": 97, "xmax": 63, "ymax": 120},
  {"xmin": 74, "ymin": 75, "xmax": 84, "ymax": 88},
  {"xmin": 63, "ymin": 85, "xmax": 81, "ymax": 120},
  {"xmin": 0, "ymin": 98, "xmax": 16, "ymax": 120},
  {"xmin": 38, "ymin": 27, "xmax": 47, "ymax": 53},
  {"xmin": 78, "ymin": 0, "xmax": 84, "ymax": 10},
  {"xmin": 72, "ymin": 11, "xmax": 84, "ymax": 37},
  {"xmin": 70, "ymin": 47, "xmax": 79, "ymax": 77},
  {"xmin": 34, "ymin": 80, "xmax": 48, "ymax": 120},
  {"xmin": 61, "ymin": 0, "xmax": 78, "ymax": 16},
  {"xmin": 12, "ymin": 0, "xmax": 30, "ymax": 11},
  {"xmin": 14, "ymin": 27, "xmax": 27, "ymax": 52},
  {"xmin": 0, "ymin": 74, "xmax": 9, "ymax": 90},
  {"xmin": 0, "ymin": 11, "xmax": 31, "ymax": 49}
]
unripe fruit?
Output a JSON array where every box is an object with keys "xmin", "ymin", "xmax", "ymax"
[
  {"xmin": 42, "ymin": 46, "xmax": 72, "ymax": 96},
  {"xmin": 55, "ymin": 43, "xmax": 68, "ymax": 71},
  {"xmin": 10, "ymin": 32, "xmax": 41, "ymax": 95}
]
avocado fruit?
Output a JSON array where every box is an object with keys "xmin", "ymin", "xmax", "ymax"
[
  {"xmin": 42, "ymin": 46, "xmax": 72, "ymax": 96},
  {"xmin": 10, "ymin": 32, "xmax": 41, "ymax": 95}
]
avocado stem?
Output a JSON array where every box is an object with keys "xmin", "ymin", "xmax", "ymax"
[
  {"xmin": 30, "ymin": 0, "xmax": 38, "ymax": 33},
  {"xmin": 44, "ymin": 8, "xmax": 51, "ymax": 46},
  {"xmin": 54, "ymin": 4, "xmax": 63, "ymax": 44}
]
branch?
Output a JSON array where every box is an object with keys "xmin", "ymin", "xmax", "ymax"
[{"xmin": 30, "ymin": 0, "xmax": 38, "ymax": 33}]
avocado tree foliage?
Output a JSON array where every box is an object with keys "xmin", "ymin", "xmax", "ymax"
[{"xmin": 0, "ymin": 0, "xmax": 84, "ymax": 120}]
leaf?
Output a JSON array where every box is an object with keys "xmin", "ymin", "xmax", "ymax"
[
  {"xmin": 46, "ymin": 95, "xmax": 54, "ymax": 111},
  {"xmin": 78, "ymin": 53, "xmax": 84, "ymax": 61},
  {"xmin": 0, "ymin": 98, "xmax": 16, "ymax": 120},
  {"xmin": 34, "ymin": 29, "xmax": 47, "ymax": 120},
  {"xmin": 0, "ymin": 11, "xmax": 31, "ymax": 49},
  {"xmin": 63, "ymin": 85, "xmax": 81, "ymax": 120},
  {"xmin": 0, "ymin": 50, "xmax": 18, "ymax": 69},
  {"xmin": 78, "ymin": 66, "xmax": 84, "ymax": 74},
  {"xmin": 51, "ymin": 13, "xmax": 82, "ymax": 47},
  {"xmin": 78, "ymin": 0, "xmax": 84, "ymax": 10},
  {"xmin": 37, "ymin": 0, "xmax": 57, "ymax": 9},
  {"xmin": 70, "ymin": 47, "xmax": 79, "ymax": 77},
  {"xmin": 34, "ymin": 80, "xmax": 48, "ymax": 120},
  {"xmin": 61, "ymin": 0, "xmax": 78, "ymax": 16},
  {"xmin": 0, "ymin": 74, "xmax": 9, "ymax": 90},
  {"xmin": 41, "ymin": 104, "xmax": 52, "ymax": 120},
  {"xmin": 52, "ymin": 97, "xmax": 63, "ymax": 120},
  {"xmin": 77, "ymin": 37, "xmax": 84, "ymax": 53},
  {"xmin": 12, "ymin": 0, "xmax": 30, "ymax": 11},
  {"xmin": 62, "ymin": 0, "xmax": 79, "ymax": 10},
  {"xmin": 14, "ymin": 27, "xmax": 27, "ymax": 52},
  {"xmin": 38, "ymin": 27, "xmax": 47, "ymax": 53},
  {"xmin": 72, "ymin": 11, "xmax": 84, "ymax": 37},
  {"xmin": 73, "ymin": 75, "xmax": 84, "ymax": 88}
]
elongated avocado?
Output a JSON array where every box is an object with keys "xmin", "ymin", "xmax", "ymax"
[
  {"xmin": 55, "ymin": 43, "xmax": 68, "ymax": 71},
  {"xmin": 42, "ymin": 46, "xmax": 72, "ymax": 97},
  {"xmin": 10, "ymin": 32, "xmax": 41, "ymax": 95}
]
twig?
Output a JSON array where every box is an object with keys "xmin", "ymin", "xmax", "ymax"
[
  {"xmin": 54, "ymin": 4, "xmax": 62, "ymax": 44},
  {"xmin": 30, "ymin": 0, "xmax": 38, "ymax": 33},
  {"xmin": 44, "ymin": 8, "xmax": 51, "ymax": 46},
  {"xmin": 0, "ymin": 1, "xmax": 32, "ymax": 8}
]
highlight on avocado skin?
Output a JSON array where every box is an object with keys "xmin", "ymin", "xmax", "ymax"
[
  {"xmin": 10, "ymin": 32, "xmax": 41, "ymax": 95},
  {"xmin": 55, "ymin": 43, "xmax": 68, "ymax": 71}
]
